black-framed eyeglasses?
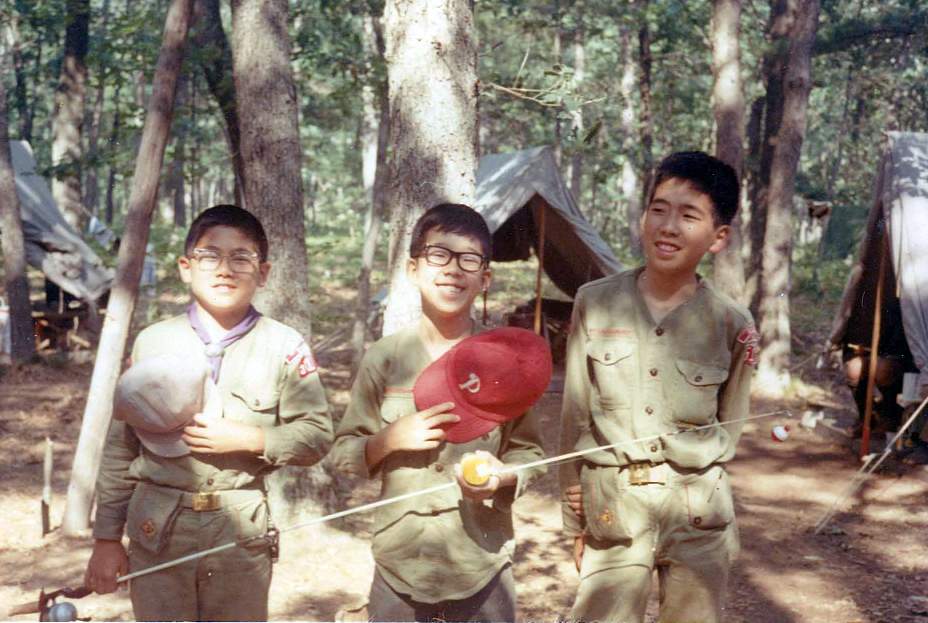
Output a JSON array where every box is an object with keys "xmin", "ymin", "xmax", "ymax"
[
  {"xmin": 189, "ymin": 248, "xmax": 260, "ymax": 273},
  {"xmin": 417, "ymin": 244, "xmax": 487, "ymax": 273}
]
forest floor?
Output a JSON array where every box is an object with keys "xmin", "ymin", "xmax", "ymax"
[{"xmin": 2, "ymin": 268, "xmax": 927, "ymax": 622}]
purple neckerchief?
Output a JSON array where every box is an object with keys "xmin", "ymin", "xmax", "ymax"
[{"xmin": 187, "ymin": 304, "xmax": 262, "ymax": 382}]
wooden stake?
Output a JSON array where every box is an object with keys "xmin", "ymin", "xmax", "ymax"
[
  {"xmin": 61, "ymin": 0, "xmax": 193, "ymax": 535},
  {"xmin": 533, "ymin": 200, "xmax": 547, "ymax": 336},
  {"xmin": 860, "ymin": 232, "xmax": 887, "ymax": 460},
  {"xmin": 41, "ymin": 437, "xmax": 52, "ymax": 537}
]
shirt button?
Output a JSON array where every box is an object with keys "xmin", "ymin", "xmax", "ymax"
[
  {"xmin": 695, "ymin": 375, "xmax": 703, "ymax": 382},
  {"xmin": 649, "ymin": 445, "xmax": 658, "ymax": 452},
  {"xmin": 603, "ymin": 352, "xmax": 612, "ymax": 362},
  {"xmin": 645, "ymin": 406, "xmax": 654, "ymax": 415},
  {"xmin": 253, "ymin": 399, "xmax": 260, "ymax": 407},
  {"xmin": 434, "ymin": 463, "xmax": 444, "ymax": 473},
  {"xmin": 649, "ymin": 368, "xmax": 658, "ymax": 377},
  {"xmin": 207, "ymin": 478, "xmax": 214, "ymax": 486},
  {"xmin": 694, "ymin": 516, "xmax": 703, "ymax": 526},
  {"xmin": 655, "ymin": 327, "xmax": 664, "ymax": 336}
]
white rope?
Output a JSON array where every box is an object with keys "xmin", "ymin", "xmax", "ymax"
[{"xmin": 114, "ymin": 408, "xmax": 791, "ymax": 584}]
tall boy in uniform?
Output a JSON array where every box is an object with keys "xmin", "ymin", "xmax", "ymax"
[
  {"xmin": 560, "ymin": 152, "xmax": 757, "ymax": 623},
  {"xmin": 84, "ymin": 205, "xmax": 334, "ymax": 621},
  {"xmin": 331, "ymin": 203, "xmax": 546, "ymax": 622}
]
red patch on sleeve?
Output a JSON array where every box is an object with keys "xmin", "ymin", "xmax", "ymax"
[
  {"xmin": 286, "ymin": 340, "xmax": 317, "ymax": 378},
  {"xmin": 737, "ymin": 325, "xmax": 760, "ymax": 367}
]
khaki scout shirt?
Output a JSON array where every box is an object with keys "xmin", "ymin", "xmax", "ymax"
[
  {"xmin": 93, "ymin": 314, "xmax": 334, "ymax": 541},
  {"xmin": 330, "ymin": 327, "xmax": 545, "ymax": 604},
  {"xmin": 559, "ymin": 268, "xmax": 755, "ymax": 536}
]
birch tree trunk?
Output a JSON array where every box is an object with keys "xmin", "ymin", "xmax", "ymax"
[
  {"xmin": 51, "ymin": 0, "xmax": 90, "ymax": 232},
  {"xmin": 710, "ymin": 0, "xmax": 747, "ymax": 301},
  {"xmin": 619, "ymin": 24, "xmax": 642, "ymax": 255},
  {"xmin": 756, "ymin": 0, "xmax": 820, "ymax": 393},
  {"xmin": 62, "ymin": 0, "xmax": 193, "ymax": 535},
  {"xmin": 231, "ymin": 0, "xmax": 313, "ymax": 337},
  {"xmin": 381, "ymin": 0, "xmax": 478, "ymax": 336},
  {"xmin": 568, "ymin": 28, "xmax": 585, "ymax": 203},
  {"xmin": 351, "ymin": 14, "xmax": 389, "ymax": 374},
  {"xmin": 0, "ymin": 74, "xmax": 36, "ymax": 362}
]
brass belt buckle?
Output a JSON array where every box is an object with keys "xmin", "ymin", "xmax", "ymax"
[
  {"xmin": 628, "ymin": 463, "xmax": 651, "ymax": 485},
  {"xmin": 192, "ymin": 492, "xmax": 220, "ymax": 512}
]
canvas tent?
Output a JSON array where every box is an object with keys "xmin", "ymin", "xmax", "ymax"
[
  {"xmin": 829, "ymin": 132, "xmax": 928, "ymax": 444},
  {"xmin": 9, "ymin": 140, "xmax": 113, "ymax": 302},
  {"xmin": 474, "ymin": 145, "xmax": 622, "ymax": 298}
]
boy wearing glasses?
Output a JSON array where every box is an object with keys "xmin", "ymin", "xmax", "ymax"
[
  {"xmin": 332, "ymin": 203, "xmax": 545, "ymax": 621},
  {"xmin": 84, "ymin": 205, "xmax": 333, "ymax": 621}
]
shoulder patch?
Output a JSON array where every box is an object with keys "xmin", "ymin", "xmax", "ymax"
[
  {"xmin": 737, "ymin": 325, "xmax": 760, "ymax": 367},
  {"xmin": 285, "ymin": 339, "xmax": 317, "ymax": 378}
]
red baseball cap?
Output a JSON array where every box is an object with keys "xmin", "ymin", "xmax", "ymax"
[{"xmin": 413, "ymin": 327, "xmax": 553, "ymax": 443}]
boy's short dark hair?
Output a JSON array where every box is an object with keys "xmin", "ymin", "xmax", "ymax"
[
  {"xmin": 649, "ymin": 151, "xmax": 740, "ymax": 226},
  {"xmin": 409, "ymin": 203, "xmax": 492, "ymax": 260},
  {"xmin": 185, "ymin": 205, "xmax": 269, "ymax": 261}
]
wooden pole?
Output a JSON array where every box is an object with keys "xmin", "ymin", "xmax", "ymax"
[
  {"xmin": 860, "ymin": 232, "xmax": 887, "ymax": 460},
  {"xmin": 533, "ymin": 201, "xmax": 547, "ymax": 335},
  {"xmin": 61, "ymin": 0, "xmax": 194, "ymax": 535},
  {"xmin": 42, "ymin": 437, "xmax": 52, "ymax": 537}
]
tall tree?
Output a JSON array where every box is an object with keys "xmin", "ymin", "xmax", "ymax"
[
  {"xmin": 351, "ymin": 12, "xmax": 389, "ymax": 374},
  {"xmin": 619, "ymin": 19, "xmax": 642, "ymax": 255},
  {"xmin": 63, "ymin": 0, "xmax": 194, "ymax": 535},
  {"xmin": 755, "ymin": 0, "xmax": 821, "ymax": 391},
  {"xmin": 193, "ymin": 0, "xmax": 245, "ymax": 205},
  {"xmin": 381, "ymin": 0, "xmax": 479, "ymax": 336},
  {"xmin": 0, "ymin": 70, "xmax": 36, "ymax": 362},
  {"xmin": 231, "ymin": 0, "xmax": 313, "ymax": 336},
  {"xmin": 568, "ymin": 24, "xmax": 585, "ymax": 202},
  {"xmin": 51, "ymin": 0, "xmax": 90, "ymax": 232},
  {"xmin": 637, "ymin": 0, "xmax": 654, "ymax": 210},
  {"xmin": 710, "ymin": 0, "xmax": 747, "ymax": 300}
]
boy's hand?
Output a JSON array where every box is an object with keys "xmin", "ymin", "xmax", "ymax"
[
  {"xmin": 383, "ymin": 402, "xmax": 459, "ymax": 453},
  {"xmin": 183, "ymin": 413, "xmax": 265, "ymax": 454},
  {"xmin": 566, "ymin": 484, "xmax": 584, "ymax": 518},
  {"xmin": 454, "ymin": 450, "xmax": 515, "ymax": 501},
  {"xmin": 84, "ymin": 539, "xmax": 128, "ymax": 594},
  {"xmin": 573, "ymin": 534, "xmax": 585, "ymax": 572}
]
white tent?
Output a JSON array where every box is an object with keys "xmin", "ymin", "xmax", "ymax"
[
  {"xmin": 474, "ymin": 145, "xmax": 622, "ymax": 297},
  {"xmin": 10, "ymin": 141, "xmax": 113, "ymax": 302},
  {"xmin": 830, "ymin": 131, "xmax": 928, "ymax": 396}
]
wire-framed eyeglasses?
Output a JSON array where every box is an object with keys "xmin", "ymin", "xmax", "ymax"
[
  {"xmin": 417, "ymin": 245, "xmax": 487, "ymax": 273},
  {"xmin": 189, "ymin": 248, "xmax": 260, "ymax": 273}
]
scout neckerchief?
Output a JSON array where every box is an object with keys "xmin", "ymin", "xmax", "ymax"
[{"xmin": 187, "ymin": 303, "xmax": 261, "ymax": 382}]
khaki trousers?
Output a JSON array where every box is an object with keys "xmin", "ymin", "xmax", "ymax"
[
  {"xmin": 128, "ymin": 499, "xmax": 272, "ymax": 622},
  {"xmin": 569, "ymin": 464, "xmax": 739, "ymax": 623}
]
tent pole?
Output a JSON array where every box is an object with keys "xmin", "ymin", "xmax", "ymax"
[
  {"xmin": 860, "ymin": 232, "xmax": 887, "ymax": 460},
  {"xmin": 533, "ymin": 201, "xmax": 546, "ymax": 336}
]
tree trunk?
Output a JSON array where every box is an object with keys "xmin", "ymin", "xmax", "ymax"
[
  {"xmin": 6, "ymin": 12, "xmax": 32, "ymax": 143},
  {"xmin": 351, "ymin": 14, "xmax": 389, "ymax": 374},
  {"xmin": 710, "ymin": 0, "xmax": 747, "ymax": 301},
  {"xmin": 169, "ymin": 73, "xmax": 189, "ymax": 228},
  {"xmin": 381, "ymin": 0, "xmax": 478, "ymax": 336},
  {"xmin": 51, "ymin": 0, "xmax": 90, "ymax": 232},
  {"xmin": 568, "ymin": 28, "xmax": 584, "ymax": 203},
  {"xmin": 619, "ymin": 24, "xmax": 642, "ymax": 256},
  {"xmin": 638, "ymin": 0, "xmax": 654, "ymax": 208},
  {"xmin": 193, "ymin": 0, "xmax": 245, "ymax": 205},
  {"xmin": 748, "ymin": 0, "xmax": 792, "ymax": 301},
  {"xmin": 82, "ymin": 0, "xmax": 111, "ymax": 219},
  {"xmin": 62, "ymin": 0, "xmax": 193, "ymax": 536},
  {"xmin": 231, "ymin": 0, "xmax": 313, "ymax": 337},
  {"xmin": 0, "ymin": 75, "xmax": 36, "ymax": 362},
  {"xmin": 755, "ymin": 0, "xmax": 820, "ymax": 393}
]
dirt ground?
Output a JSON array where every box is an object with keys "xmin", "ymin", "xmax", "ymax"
[{"xmin": 1, "ymin": 348, "xmax": 927, "ymax": 622}]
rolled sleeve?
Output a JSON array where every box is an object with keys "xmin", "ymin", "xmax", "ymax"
[{"xmin": 262, "ymin": 362, "xmax": 334, "ymax": 467}]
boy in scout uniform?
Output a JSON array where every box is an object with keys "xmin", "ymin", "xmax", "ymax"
[
  {"xmin": 331, "ymin": 203, "xmax": 546, "ymax": 622},
  {"xmin": 83, "ymin": 205, "xmax": 333, "ymax": 621},
  {"xmin": 560, "ymin": 152, "xmax": 757, "ymax": 623}
]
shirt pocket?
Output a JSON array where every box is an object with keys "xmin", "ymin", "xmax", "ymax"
[
  {"xmin": 681, "ymin": 466, "xmax": 735, "ymax": 530},
  {"xmin": 125, "ymin": 482, "xmax": 184, "ymax": 554},
  {"xmin": 667, "ymin": 359, "xmax": 729, "ymax": 424},
  {"xmin": 586, "ymin": 339, "xmax": 636, "ymax": 410},
  {"xmin": 229, "ymin": 387, "xmax": 280, "ymax": 427},
  {"xmin": 381, "ymin": 391, "xmax": 414, "ymax": 424}
]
